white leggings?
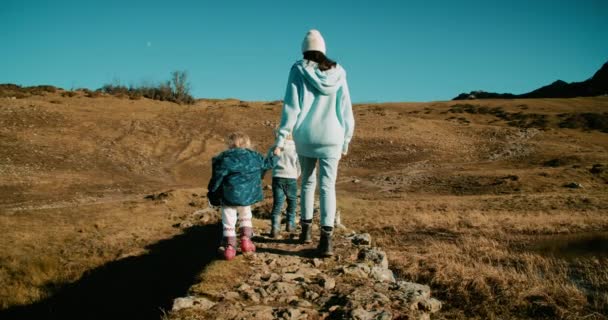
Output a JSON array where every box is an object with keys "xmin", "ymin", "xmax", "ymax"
[{"xmin": 221, "ymin": 206, "xmax": 252, "ymax": 237}]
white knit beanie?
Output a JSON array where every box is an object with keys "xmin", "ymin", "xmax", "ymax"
[{"xmin": 301, "ymin": 29, "xmax": 326, "ymax": 54}]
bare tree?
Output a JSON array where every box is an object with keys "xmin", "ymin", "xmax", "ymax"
[{"xmin": 171, "ymin": 70, "xmax": 190, "ymax": 102}]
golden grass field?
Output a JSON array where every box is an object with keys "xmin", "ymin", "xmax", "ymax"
[{"xmin": 0, "ymin": 89, "xmax": 607, "ymax": 319}]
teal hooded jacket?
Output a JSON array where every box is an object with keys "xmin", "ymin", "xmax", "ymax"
[
  {"xmin": 207, "ymin": 148, "xmax": 278, "ymax": 207},
  {"xmin": 275, "ymin": 60, "xmax": 354, "ymax": 158}
]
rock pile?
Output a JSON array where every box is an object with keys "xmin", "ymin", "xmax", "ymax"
[{"xmin": 169, "ymin": 223, "xmax": 442, "ymax": 319}]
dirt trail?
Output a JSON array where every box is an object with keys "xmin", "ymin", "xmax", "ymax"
[{"xmin": 168, "ymin": 212, "xmax": 442, "ymax": 320}]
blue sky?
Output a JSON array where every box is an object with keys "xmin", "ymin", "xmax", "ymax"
[{"xmin": 2, "ymin": 0, "xmax": 607, "ymax": 102}]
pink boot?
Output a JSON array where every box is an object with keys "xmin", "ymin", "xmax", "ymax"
[
  {"xmin": 218, "ymin": 236, "xmax": 237, "ymax": 260},
  {"xmin": 240, "ymin": 227, "xmax": 256, "ymax": 254},
  {"xmin": 241, "ymin": 237, "xmax": 256, "ymax": 254},
  {"xmin": 224, "ymin": 244, "xmax": 236, "ymax": 260}
]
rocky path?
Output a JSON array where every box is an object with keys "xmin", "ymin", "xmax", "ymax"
[{"xmin": 168, "ymin": 216, "xmax": 442, "ymax": 320}]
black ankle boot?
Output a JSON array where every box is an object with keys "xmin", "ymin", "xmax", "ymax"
[
  {"xmin": 286, "ymin": 223, "xmax": 294, "ymax": 233},
  {"xmin": 318, "ymin": 226, "xmax": 334, "ymax": 257},
  {"xmin": 270, "ymin": 228, "xmax": 280, "ymax": 239},
  {"xmin": 300, "ymin": 220, "xmax": 312, "ymax": 244}
]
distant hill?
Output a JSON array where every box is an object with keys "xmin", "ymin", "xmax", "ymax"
[{"xmin": 453, "ymin": 61, "xmax": 608, "ymax": 100}]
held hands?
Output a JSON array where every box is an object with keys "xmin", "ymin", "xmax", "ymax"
[
  {"xmin": 273, "ymin": 147, "xmax": 282, "ymax": 156},
  {"xmin": 274, "ymin": 146, "xmax": 346, "ymax": 156}
]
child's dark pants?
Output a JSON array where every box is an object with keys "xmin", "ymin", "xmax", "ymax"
[{"xmin": 271, "ymin": 177, "xmax": 298, "ymax": 232}]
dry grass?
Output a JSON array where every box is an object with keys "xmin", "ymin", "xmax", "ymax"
[
  {"xmin": 189, "ymin": 259, "xmax": 250, "ymax": 297},
  {"xmin": 1, "ymin": 94, "xmax": 607, "ymax": 318},
  {"xmin": 340, "ymin": 195, "xmax": 608, "ymax": 319},
  {"xmin": 0, "ymin": 199, "xmax": 188, "ymax": 309}
]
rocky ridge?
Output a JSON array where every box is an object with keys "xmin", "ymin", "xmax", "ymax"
[{"xmin": 168, "ymin": 208, "xmax": 442, "ymax": 320}]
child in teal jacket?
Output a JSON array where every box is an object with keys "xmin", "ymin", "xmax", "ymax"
[
  {"xmin": 208, "ymin": 132, "xmax": 279, "ymax": 260},
  {"xmin": 274, "ymin": 30, "xmax": 355, "ymax": 257}
]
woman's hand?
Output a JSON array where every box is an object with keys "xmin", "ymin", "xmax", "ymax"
[{"xmin": 273, "ymin": 147, "xmax": 282, "ymax": 156}]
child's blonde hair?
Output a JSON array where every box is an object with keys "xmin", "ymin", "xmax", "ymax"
[{"xmin": 227, "ymin": 132, "xmax": 251, "ymax": 149}]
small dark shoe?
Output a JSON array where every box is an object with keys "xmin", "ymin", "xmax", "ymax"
[
  {"xmin": 318, "ymin": 226, "xmax": 334, "ymax": 257},
  {"xmin": 300, "ymin": 221, "xmax": 313, "ymax": 244}
]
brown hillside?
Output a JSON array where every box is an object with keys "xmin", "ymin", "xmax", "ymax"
[{"xmin": 1, "ymin": 91, "xmax": 607, "ymax": 319}]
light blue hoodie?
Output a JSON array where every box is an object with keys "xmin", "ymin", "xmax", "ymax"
[{"xmin": 275, "ymin": 60, "xmax": 354, "ymax": 159}]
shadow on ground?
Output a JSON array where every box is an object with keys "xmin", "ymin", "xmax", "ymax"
[{"xmin": 0, "ymin": 223, "xmax": 221, "ymax": 320}]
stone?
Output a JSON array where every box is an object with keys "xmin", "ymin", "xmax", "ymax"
[
  {"xmin": 419, "ymin": 297, "xmax": 442, "ymax": 313},
  {"xmin": 223, "ymin": 291, "xmax": 240, "ymax": 301},
  {"xmin": 266, "ymin": 258, "xmax": 278, "ymax": 267},
  {"xmin": 373, "ymin": 282, "xmax": 391, "ymax": 292},
  {"xmin": 237, "ymin": 283, "xmax": 260, "ymax": 302},
  {"xmin": 238, "ymin": 283, "xmax": 251, "ymax": 292},
  {"xmin": 266, "ymin": 281, "xmax": 298, "ymax": 296},
  {"xmin": 371, "ymin": 266, "xmax": 396, "ymax": 283},
  {"xmin": 249, "ymin": 273, "xmax": 262, "ymax": 282},
  {"xmin": 563, "ymin": 182, "xmax": 583, "ymax": 189},
  {"xmin": 342, "ymin": 263, "xmax": 371, "ymax": 279},
  {"xmin": 257, "ymin": 287, "xmax": 269, "ymax": 298},
  {"xmin": 285, "ymin": 307, "xmax": 302, "ymax": 320},
  {"xmin": 279, "ymin": 295, "xmax": 300, "ymax": 304},
  {"xmin": 144, "ymin": 191, "xmax": 171, "ymax": 200},
  {"xmin": 312, "ymin": 258, "xmax": 323, "ymax": 268},
  {"xmin": 415, "ymin": 314, "xmax": 431, "ymax": 320},
  {"xmin": 296, "ymin": 266, "xmax": 321, "ymax": 278},
  {"xmin": 305, "ymin": 290, "xmax": 320, "ymax": 301},
  {"xmin": 351, "ymin": 307, "xmax": 376, "ymax": 320},
  {"xmin": 249, "ymin": 280, "xmax": 263, "ymax": 287},
  {"xmin": 375, "ymin": 310, "xmax": 393, "ymax": 320},
  {"xmin": 352, "ymin": 233, "xmax": 372, "ymax": 246},
  {"xmin": 274, "ymin": 307, "xmax": 307, "ymax": 320},
  {"xmin": 243, "ymin": 305, "xmax": 275, "ymax": 320},
  {"xmin": 177, "ymin": 221, "xmax": 193, "ymax": 228},
  {"xmin": 261, "ymin": 272, "xmax": 281, "ymax": 283},
  {"xmin": 282, "ymin": 272, "xmax": 306, "ymax": 282},
  {"xmin": 278, "ymin": 255, "xmax": 302, "ymax": 266},
  {"xmin": 172, "ymin": 296, "xmax": 216, "ymax": 311},
  {"xmin": 297, "ymin": 300, "xmax": 313, "ymax": 308},
  {"xmin": 393, "ymin": 281, "xmax": 431, "ymax": 308},
  {"xmin": 281, "ymin": 265, "xmax": 300, "ymax": 273},
  {"xmin": 358, "ymin": 247, "xmax": 389, "ymax": 269},
  {"xmin": 246, "ymin": 291, "xmax": 260, "ymax": 303},
  {"xmin": 318, "ymin": 274, "xmax": 336, "ymax": 290},
  {"xmin": 348, "ymin": 287, "xmax": 391, "ymax": 309},
  {"xmin": 198, "ymin": 214, "xmax": 216, "ymax": 224}
]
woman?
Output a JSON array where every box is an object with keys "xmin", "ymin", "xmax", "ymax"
[{"xmin": 274, "ymin": 29, "xmax": 355, "ymax": 257}]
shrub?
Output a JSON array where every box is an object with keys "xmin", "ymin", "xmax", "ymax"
[
  {"xmin": 100, "ymin": 71, "xmax": 194, "ymax": 105},
  {"xmin": 61, "ymin": 91, "xmax": 78, "ymax": 97},
  {"xmin": 85, "ymin": 90, "xmax": 102, "ymax": 98},
  {"xmin": 78, "ymin": 88, "xmax": 104, "ymax": 98},
  {"xmin": 558, "ymin": 113, "xmax": 608, "ymax": 133},
  {"xmin": 0, "ymin": 84, "xmax": 60, "ymax": 98},
  {"xmin": 27, "ymin": 85, "xmax": 58, "ymax": 95}
]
